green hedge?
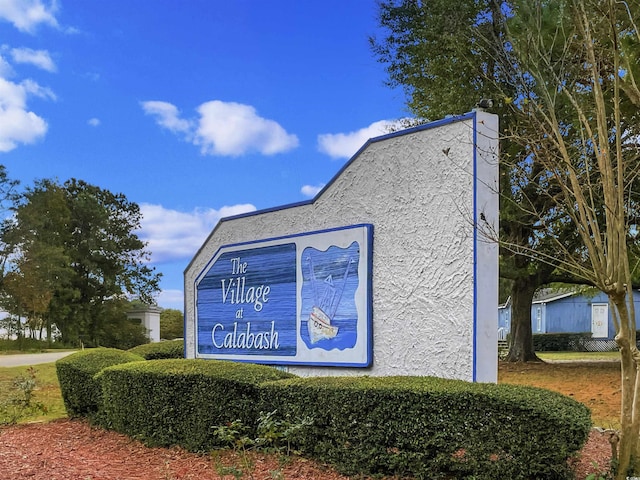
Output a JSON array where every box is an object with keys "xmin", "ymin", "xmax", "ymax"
[
  {"xmin": 128, "ymin": 339, "xmax": 184, "ymax": 359},
  {"xmin": 96, "ymin": 359, "xmax": 296, "ymax": 451},
  {"xmin": 533, "ymin": 332, "xmax": 592, "ymax": 351},
  {"xmin": 55, "ymin": 348, "xmax": 144, "ymax": 420},
  {"xmin": 58, "ymin": 355, "xmax": 593, "ymax": 479},
  {"xmin": 260, "ymin": 376, "xmax": 591, "ymax": 480}
]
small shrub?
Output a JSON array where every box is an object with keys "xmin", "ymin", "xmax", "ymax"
[
  {"xmin": 128, "ymin": 339, "xmax": 184, "ymax": 359},
  {"xmin": 0, "ymin": 367, "xmax": 47, "ymax": 425},
  {"xmin": 55, "ymin": 348, "xmax": 144, "ymax": 420},
  {"xmin": 97, "ymin": 359, "xmax": 296, "ymax": 451},
  {"xmin": 533, "ymin": 332, "xmax": 592, "ymax": 351},
  {"xmin": 211, "ymin": 410, "xmax": 312, "ymax": 479}
]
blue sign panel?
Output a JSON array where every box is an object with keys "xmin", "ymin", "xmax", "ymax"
[
  {"xmin": 194, "ymin": 224, "xmax": 373, "ymax": 367},
  {"xmin": 197, "ymin": 244, "xmax": 297, "ymax": 356}
]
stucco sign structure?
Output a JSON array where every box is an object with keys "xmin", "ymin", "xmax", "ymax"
[
  {"xmin": 185, "ymin": 111, "xmax": 499, "ymax": 382},
  {"xmin": 194, "ymin": 224, "xmax": 373, "ymax": 366}
]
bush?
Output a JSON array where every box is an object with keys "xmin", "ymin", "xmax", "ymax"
[
  {"xmin": 0, "ymin": 337, "xmax": 71, "ymax": 352},
  {"xmin": 56, "ymin": 348, "xmax": 143, "ymax": 420},
  {"xmin": 533, "ymin": 332, "xmax": 592, "ymax": 351},
  {"xmin": 260, "ymin": 376, "xmax": 591, "ymax": 480},
  {"xmin": 0, "ymin": 366, "xmax": 47, "ymax": 425},
  {"xmin": 160, "ymin": 309, "xmax": 183, "ymax": 340},
  {"xmin": 97, "ymin": 359, "xmax": 296, "ymax": 451},
  {"xmin": 128, "ymin": 339, "xmax": 184, "ymax": 359}
]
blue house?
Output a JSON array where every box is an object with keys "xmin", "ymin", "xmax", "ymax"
[{"xmin": 498, "ymin": 288, "xmax": 640, "ymax": 344}]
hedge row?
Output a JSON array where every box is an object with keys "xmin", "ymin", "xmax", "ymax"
[
  {"xmin": 128, "ymin": 339, "xmax": 184, "ymax": 359},
  {"xmin": 56, "ymin": 349, "xmax": 591, "ymax": 479},
  {"xmin": 261, "ymin": 376, "xmax": 591, "ymax": 479},
  {"xmin": 97, "ymin": 359, "xmax": 295, "ymax": 451},
  {"xmin": 56, "ymin": 347, "xmax": 144, "ymax": 420},
  {"xmin": 533, "ymin": 332, "xmax": 593, "ymax": 351}
]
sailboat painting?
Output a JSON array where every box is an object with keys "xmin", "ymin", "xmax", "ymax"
[{"xmin": 300, "ymin": 241, "xmax": 360, "ymax": 351}]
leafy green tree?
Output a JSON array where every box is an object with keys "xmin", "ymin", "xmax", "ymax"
[
  {"xmin": 0, "ymin": 164, "xmax": 19, "ymax": 280},
  {"xmin": 160, "ymin": 308, "xmax": 183, "ymax": 340},
  {"xmin": 374, "ymin": 0, "xmax": 640, "ymax": 473},
  {"xmin": 371, "ymin": 0, "xmax": 620, "ymax": 362},
  {"xmin": 1, "ymin": 178, "xmax": 161, "ymax": 346},
  {"xmin": 492, "ymin": 1, "xmax": 640, "ymax": 475},
  {"xmin": 371, "ymin": 0, "xmax": 555, "ymax": 361},
  {"xmin": 0, "ymin": 181, "xmax": 72, "ymax": 343},
  {"xmin": 97, "ymin": 299, "xmax": 150, "ymax": 350}
]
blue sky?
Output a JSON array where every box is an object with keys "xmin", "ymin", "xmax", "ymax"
[{"xmin": 0, "ymin": 0, "xmax": 408, "ymax": 310}]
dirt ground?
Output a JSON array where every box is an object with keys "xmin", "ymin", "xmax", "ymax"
[
  {"xmin": 499, "ymin": 359, "xmax": 621, "ymax": 428},
  {"xmin": 0, "ymin": 360, "xmax": 621, "ymax": 480}
]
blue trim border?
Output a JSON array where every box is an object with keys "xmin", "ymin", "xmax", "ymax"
[{"xmin": 472, "ymin": 114, "xmax": 479, "ymax": 382}]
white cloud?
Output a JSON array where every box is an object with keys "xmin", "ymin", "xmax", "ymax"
[
  {"xmin": 141, "ymin": 100, "xmax": 192, "ymax": 134},
  {"xmin": 0, "ymin": 0, "xmax": 59, "ymax": 34},
  {"xmin": 138, "ymin": 202, "xmax": 257, "ymax": 263},
  {"xmin": 141, "ymin": 99, "xmax": 299, "ymax": 157},
  {"xmin": 156, "ymin": 289, "xmax": 184, "ymax": 310},
  {"xmin": 195, "ymin": 101, "xmax": 299, "ymax": 156},
  {"xmin": 87, "ymin": 117, "xmax": 100, "ymax": 127},
  {"xmin": 318, "ymin": 120, "xmax": 400, "ymax": 160},
  {"xmin": 0, "ymin": 55, "xmax": 14, "ymax": 77},
  {"xmin": 301, "ymin": 184, "xmax": 325, "ymax": 198},
  {"xmin": 21, "ymin": 78, "xmax": 55, "ymax": 100},
  {"xmin": 0, "ymin": 77, "xmax": 50, "ymax": 152},
  {"xmin": 10, "ymin": 47, "xmax": 56, "ymax": 72}
]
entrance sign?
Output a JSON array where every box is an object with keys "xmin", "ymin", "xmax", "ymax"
[
  {"xmin": 185, "ymin": 111, "xmax": 499, "ymax": 382},
  {"xmin": 194, "ymin": 224, "xmax": 373, "ymax": 367}
]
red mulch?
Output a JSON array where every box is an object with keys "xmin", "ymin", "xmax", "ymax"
[{"xmin": 0, "ymin": 418, "xmax": 613, "ymax": 480}]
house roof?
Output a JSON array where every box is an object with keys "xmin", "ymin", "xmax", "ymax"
[
  {"xmin": 498, "ymin": 287, "xmax": 587, "ymax": 309},
  {"xmin": 532, "ymin": 289, "xmax": 576, "ymax": 304}
]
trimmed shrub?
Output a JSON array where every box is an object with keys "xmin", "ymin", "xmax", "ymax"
[
  {"xmin": 128, "ymin": 339, "xmax": 184, "ymax": 359},
  {"xmin": 260, "ymin": 376, "xmax": 591, "ymax": 480},
  {"xmin": 97, "ymin": 359, "xmax": 296, "ymax": 452},
  {"xmin": 533, "ymin": 332, "xmax": 592, "ymax": 351},
  {"xmin": 56, "ymin": 348, "xmax": 143, "ymax": 420}
]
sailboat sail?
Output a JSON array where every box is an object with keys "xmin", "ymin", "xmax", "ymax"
[{"xmin": 306, "ymin": 254, "xmax": 355, "ymax": 343}]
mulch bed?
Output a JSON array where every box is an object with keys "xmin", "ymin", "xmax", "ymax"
[
  {"xmin": 0, "ymin": 418, "xmax": 615, "ymax": 479},
  {"xmin": 0, "ymin": 419, "xmax": 349, "ymax": 480}
]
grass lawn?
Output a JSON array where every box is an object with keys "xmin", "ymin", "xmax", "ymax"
[
  {"xmin": 0, "ymin": 352, "xmax": 623, "ymax": 427},
  {"xmin": 537, "ymin": 351, "xmax": 620, "ymax": 361},
  {"xmin": 0, "ymin": 362, "xmax": 66, "ymax": 424}
]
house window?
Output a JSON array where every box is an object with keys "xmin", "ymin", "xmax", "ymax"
[{"xmin": 536, "ymin": 307, "xmax": 542, "ymax": 332}]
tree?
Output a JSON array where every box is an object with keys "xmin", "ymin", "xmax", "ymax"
[
  {"xmin": 370, "ymin": 0, "xmax": 630, "ymax": 362},
  {"xmin": 160, "ymin": 308, "xmax": 183, "ymax": 340},
  {"xmin": 0, "ymin": 181, "xmax": 73, "ymax": 343},
  {"xmin": 0, "ymin": 164, "xmax": 20, "ymax": 279},
  {"xmin": 1, "ymin": 178, "xmax": 162, "ymax": 346},
  {"xmin": 97, "ymin": 299, "xmax": 150, "ymax": 350},
  {"xmin": 373, "ymin": 2, "xmax": 640, "ymax": 473},
  {"xmin": 370, "ymin": 0, "xmax": 564, "ymax": 361},
  {"xmin": 484, "ymin": 0, "xmax": 640, "ymax": 476}
]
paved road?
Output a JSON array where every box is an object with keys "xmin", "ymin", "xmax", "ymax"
[{"xmin": 0, "ymin": 351, "xmax": 77, "ymax": 367}]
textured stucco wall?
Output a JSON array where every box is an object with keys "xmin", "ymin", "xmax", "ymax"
[{"xmin": 185, "ymin": 112, "xmax": 498, "ymax": 382}]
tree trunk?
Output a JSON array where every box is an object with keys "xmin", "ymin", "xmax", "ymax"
[
  {"xmin": 505, "ymin": 279, "xmax": 541, "ymax": 362},
  {"xmin": 611, "ymin": 293, "xmax": 640, "ymax": 479},
  {"xmin": 45, "ymin": 313, "xmax": 52, "ymax": 347}
]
